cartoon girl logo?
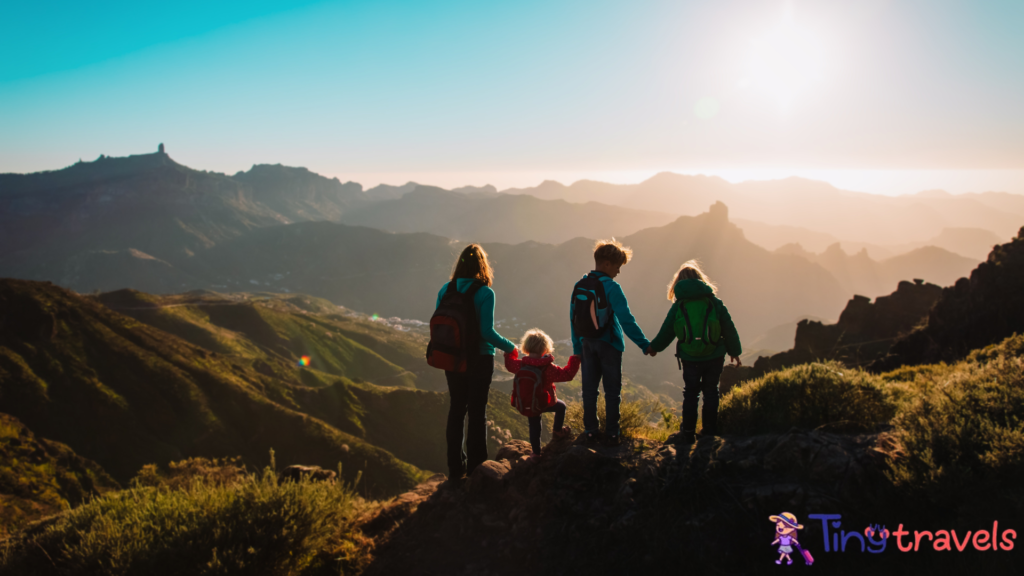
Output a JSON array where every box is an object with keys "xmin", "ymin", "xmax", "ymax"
[{"xmin": 770, "ymin": 512, "xmax": 814, "ymax": 566}]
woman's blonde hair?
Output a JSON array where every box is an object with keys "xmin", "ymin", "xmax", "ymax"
[
  {"xmin": 667, "ymin": 259, "xmax": 718, "ymax": 300},
  {"xmin": 450, "ymin": 243, "xmax": 493, "ymax": 286},
  {"xmin": 520, "ymin": 328, "xmax": 554, "ymax": 356}
]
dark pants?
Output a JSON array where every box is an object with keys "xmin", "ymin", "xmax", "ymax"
[
  {"xmin": 445, "ymin": 354, "xmax": 494, "ymax": 478},
  {"xmin": 528, "ymin": 400, "xmax": 566, "ymax": 455},
  {"xmin": 681, "ymin": 355, "xmax": 726, "ymax": 435},
  {"xmin": 581, "ymin": 338, "xmax": 623, "ymax": 436}
]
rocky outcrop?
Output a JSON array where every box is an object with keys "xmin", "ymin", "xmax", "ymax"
[
  {"xmin": 357, "ymin": 429, "xmax": 907, "ymax": 576},
  {"xmin": 722, "ymin": 279, "xmax": 942, "ymax": 388},
  {"xmin": 873, "ymin": 227, "xmax": 1024, "ymax": 370}
]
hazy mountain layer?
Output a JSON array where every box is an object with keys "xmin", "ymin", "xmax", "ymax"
[
  {"xmin": 340, "ymin": 185, "xmax": 677, "ymax": 245},
  {"xmin": 506, "ymin": 173, "xmax": 1024, "ymax": 246},
  {"xmin": 774, "ymin": 242, "xmax": 978, "ymax": 298}
]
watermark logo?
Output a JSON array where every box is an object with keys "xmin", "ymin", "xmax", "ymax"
[
  {"xmin": 808, "ymin": 514, "xmax": 1017, "ymax": 553},
  {"xmin": 770, "ymin": 512, "xmax": 814, "ymax": 566}
]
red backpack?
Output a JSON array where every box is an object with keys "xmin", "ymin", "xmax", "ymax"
[
  {"xmin": 511, "ymin": 364, "xmax": 555, "ymax": 417},
  {"xmin": 426, "ymin": 281, "xmax": 483, "ymax": 372}
]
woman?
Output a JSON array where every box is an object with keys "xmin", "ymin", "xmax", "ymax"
[{"xmin": 435, "ymin": 244, "xmax": 516, "ymax": 484}]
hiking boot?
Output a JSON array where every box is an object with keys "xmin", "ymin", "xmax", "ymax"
[
  {"xmin": 584, "ymin": 430, "xmax": 604, "ymax": 445},
  {"xmin": 553, "ymin": 426, "xmax": 572, "ymax": 440},
  {"xmin": 441, "ymin": 474, "xmax": 466, "ymax": 490},
  {"xmin": 603, "ymin": 433, "xmax": 622, "ymax": 447}
]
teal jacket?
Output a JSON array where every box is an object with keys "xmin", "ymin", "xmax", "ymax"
[
  {"xmin": 649, "ymin": 279, "xmax": 742, "ymax": 361},
  {"xmin": 569, "ymin": 271, "xmax": 651, "ymax": 355},
  {"xmin": 436, "ymin": 279, "xmax": 516, "ymax": 356}
]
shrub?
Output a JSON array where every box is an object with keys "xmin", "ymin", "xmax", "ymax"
[
  {"xmin": 719, "ymin": 361, "xmax": 897, "ymax": 435},
  {"xmin": 0, "ymin": 466, "xmax": 371, "ymax": 576},
  {"xmin": 885, "ymin": 336, "xmax": 1024, "ymax": 507},
  {"xmin": 564, "ymin": 398, "xmax": 663, "ymax": 439},
  {"xmin": 133, "ymin": 456, "xmax": 248, "ymax": 490}
]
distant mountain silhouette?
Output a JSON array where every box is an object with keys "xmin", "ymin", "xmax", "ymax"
[
  {"xmin": 774, "ymin": 242, "xmax": 977, "ymax": 298},
  {"xmin": 339, "ymin": 185, "xmax": 677, "ymax": 244},
  {"xmin": 506, "ymin": 173, "xmax": 1024, "ymax": 246},
  {"xmin": 723, "ymin": 279, "xmax": 945, "ymax": 389}
]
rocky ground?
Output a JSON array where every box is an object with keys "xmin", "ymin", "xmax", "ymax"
[{"xmin": 347, "ymin": 428, "xmax": 1020, "ymax": 575}]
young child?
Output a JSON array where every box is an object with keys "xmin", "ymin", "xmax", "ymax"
[
  {"xmin": 648, "ymin": 260, "xmax": 742, "ymax": 444},
  {"xmin": 504, "ymin": 328, "xmax": 579, "ymax": 456},
  {"xmin": 569, "ymin": 239, "xmax": 653, "ymax": 446}
]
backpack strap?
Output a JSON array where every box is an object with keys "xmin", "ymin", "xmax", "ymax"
[
  {"xmin": 679, "ymin": 300, "xmax": 695, "ymax": 344},
  {"xmin": 701, "ymin": 298, "xmax": 713, "ymax": 343}
]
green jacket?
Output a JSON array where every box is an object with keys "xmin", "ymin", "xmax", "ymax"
[{"xmin": 649, "ymin": 279, "xmax": 742, "ymax": 362}]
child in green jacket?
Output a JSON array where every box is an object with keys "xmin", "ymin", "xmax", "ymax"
[{"xmin": 649, "ymin": 260, "xmax": 742, "ymax": 444}]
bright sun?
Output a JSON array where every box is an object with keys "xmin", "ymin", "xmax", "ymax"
[{"xmin": 742, "ymin": 12, "xmax": 827, "ymax": 111}]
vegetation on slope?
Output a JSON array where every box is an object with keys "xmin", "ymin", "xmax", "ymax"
[
  {"xmin": 0, "ymin": 461, "xmax": 373, "ymax": 576},
  {"xmin": 0, "ymin": 414, "xmax": 118, "ymax": 537},
  {"xmin": 721, "ymin": 333, "xmax": 1024, "ymax": 513},
  {"xmin": 0, "ymin": 279, "xmax": 426, "ymax": 497}
]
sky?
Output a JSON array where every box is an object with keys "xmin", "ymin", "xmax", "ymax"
[{"xmin": 2, "ymin": 0, "xmax": 1023, "ymax": 194}]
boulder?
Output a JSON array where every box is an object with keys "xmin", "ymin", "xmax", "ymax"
[
  {"xmin": 465, "ymin": 460, "xmax": 511, "ymax": 494},
  {"xmin": 278, "ymin": 465, "xmax": 337, "ymax": 483},
  {"xmin": 495, "ymin": 440, "xmax": 532, "ymax": 462}
]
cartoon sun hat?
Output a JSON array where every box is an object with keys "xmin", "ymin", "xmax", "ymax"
[{"xmin": 769, "ymin": 512, "xmax": 804, "ymax": 530}]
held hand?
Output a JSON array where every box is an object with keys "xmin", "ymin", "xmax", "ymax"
[
  {"xmin": 644, "ymin": 346, "xmax": 657, "ymax": 357},
  {"xmin": 729, "ymin": 355, "xmax": 742, "ymax": 367}
]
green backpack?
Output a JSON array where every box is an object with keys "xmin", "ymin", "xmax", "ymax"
[{"xmin": 673, "ymin": 297, "xmax": 722, "ymax": 358}]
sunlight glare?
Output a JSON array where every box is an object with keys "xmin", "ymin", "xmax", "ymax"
[{"xmin": 744, "ymin": 8, "xmax": 828, "ymax": 112}]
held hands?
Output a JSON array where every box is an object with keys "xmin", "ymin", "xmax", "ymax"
[
  {"xmin": 644, "ymin": 346, "xmax": 657, "ymax": 357},
  {"xmin": 729, "ymin": 355, "xmax": 742, "ymax": 367}
]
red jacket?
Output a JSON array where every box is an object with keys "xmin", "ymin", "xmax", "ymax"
[{"xmin": 504, "ymin": 349, "xmax": 581, "ymax": 411}]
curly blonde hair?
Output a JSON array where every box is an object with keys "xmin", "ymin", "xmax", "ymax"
[
  {"xmin": 520, "ymin": 328, "xmax": 554, "ymax": 356},
  {"xmin": 667, "ymin": 259, "xmax": 718, "ymax": 300}
]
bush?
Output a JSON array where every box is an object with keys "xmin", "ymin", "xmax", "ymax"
[
  {"xmin": 719, "ymin": 361, "xmax": 897, "ymax": 435},
  {"xmin": 885, "ymin": 336, "xmax": 1024, "ymax": 507},
  {"xmin": 0, "ymin": 466, "xmax": 371, "ymax": 576},
  {"xmin": 132, "ymin": 456, "xmax": 248, "ymax": 490},
  {"xmin": 564, "ymin": 397, "xmax": 663, "ymax": 439}
]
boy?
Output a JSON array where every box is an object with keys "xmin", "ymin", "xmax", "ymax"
[{"xmin": 569, "ymin": 239, "xmax": 653, "ymax": 446}]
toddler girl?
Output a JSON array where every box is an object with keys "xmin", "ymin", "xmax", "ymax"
[{"xmin": 504, "ymin": 328, "xmax": 579, "ymax": 456}]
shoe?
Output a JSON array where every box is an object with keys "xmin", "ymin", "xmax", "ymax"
[
  {"xmin": 584, "ymin": 430, "xmax": 604, "ymax": 445},
  {"xmin": 775, "ymin": 560, "xmax": 782, "ymax": 565},
  {"xmin": 680, "ymin": 430, "xmax": 696, "ymax": 445},
  {"xmin": 603, "ymin": 433, "xmax": 621, "ymax": 447},
  {"xmin": 787, "ymin": 559, "xmax": 793, "ymax": 565},
  {"xmin": 553, "ymin": 426, "xmax": 572, "ymax": 440},
  {"xmin": 442, "ymin": 475, "xmax": 465, "ymax": 490}
]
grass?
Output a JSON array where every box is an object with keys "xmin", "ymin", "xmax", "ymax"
[
  {"xmin": 0, "ymin": 458, "xmax": 375, "ymax": 576},
  {"xmin": 717, "ymin": 334, "xmax": 1024, "ymax": 512},
  {"xmin": 564, "ymin": 397, "xmax": 665, "ymax": 440},
  {"xmin": 719, "ymin": 361, "xmax": 897, "ymax": 435}
]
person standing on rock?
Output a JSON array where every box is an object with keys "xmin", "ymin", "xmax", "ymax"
[
  {"xmin": 648, "ymin": 260, "xmax": 742, "ymax": 444},
  {"xmin": 433, "ymin": 244, "xmax": 517, "ymax": 486},
  {"xmin": 569, "ymin": 239, "xmax": 653, "ymax": 446}
]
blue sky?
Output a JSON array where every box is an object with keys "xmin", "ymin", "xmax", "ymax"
[{"xmin": 2, "ymin": 0, "xmax": 1023, "ymax": 193}]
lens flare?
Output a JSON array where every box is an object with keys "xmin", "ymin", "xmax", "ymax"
[{"xmin": 298, "ymin": 355, "xmax": 311, "ymax": 367}]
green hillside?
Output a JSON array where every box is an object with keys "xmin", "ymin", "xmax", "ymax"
[
  {"xmin": 0, "ymin": 413, "xmax": 118, "ymax": 537},
  {"xmin": 0, "ymin": 279, "xmax": 427, "ymax": 497}
]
